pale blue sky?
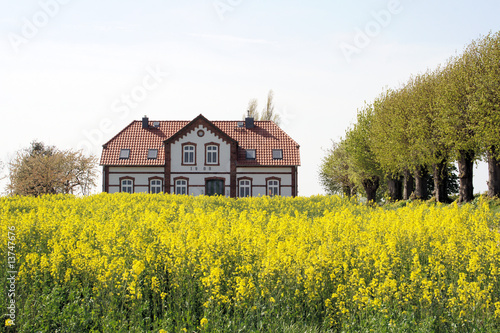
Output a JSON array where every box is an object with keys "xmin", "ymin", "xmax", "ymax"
[{"xmin": 1, "ymin": 0, "xmax": 499, "ymax": 195}]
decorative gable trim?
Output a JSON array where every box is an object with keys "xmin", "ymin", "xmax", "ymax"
[{"xmin": 164, "ymin": 114, "xmax": 238, "ymax": 146}]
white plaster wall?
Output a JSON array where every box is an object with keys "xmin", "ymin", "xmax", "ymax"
[
  {"xmin": 108, "ymin": 166, "xmax": 164, "ymax": 194},
  {"xmin": 171, "ymin": 125, "xmax": 231, "ymax": 173},
  {"xmin": 236, "ymin": 167, "xmax": 293, "ymax": 197},
  {"xmin": 281, "ymin": 187, "xmax": 292, "ymax": 197},
  {"xmin": 252, "ymin": 187, "xmax": 267, "ymax": 197},
  {"xmin": 239, "ymin": 187, "xmax": 291, "ymax": 197},
  {"xmin": 237, "ymin": 173, "xmax": 292, "ymax": 186},
  {"xmin": 236, "ymin": 167, "xmax": 292, "ymax": 173},
  {"xmin": 135, "ymin": 186, "xmax": 149, "ymax": 193},
  {"xmin": 236, "ymin": 166, "xmax": 294, "ymax": 197},
  {"xmin": 170, "ymin": 173, "xmax": 231, "ymax": 197},
  {"xmin": 108, "ymin": 186, "xmax": 120, "ymax": 194},
  {"xmin": 105, "ymin": 157, "xmax": 296, "ymax": 197}
]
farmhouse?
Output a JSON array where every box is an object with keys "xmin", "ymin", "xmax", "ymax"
[{"xmin": 100, "ymin": 114, "xmax": 300, "ymax": 197}]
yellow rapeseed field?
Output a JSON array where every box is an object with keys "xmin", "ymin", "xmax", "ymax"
[{"xmin": 1, "ymin": 193, "xmax": 499, "ymax": 332}]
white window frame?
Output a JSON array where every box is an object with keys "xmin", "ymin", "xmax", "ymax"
[
  {"xmin": 267, "ymin": 179, "xmax": 280, "ymax": 197},
  {"xmin": 239, "ymin": 179, "xmax": 251, "ymax": 197},
  {"xmin": 183, "ymin": 145, "xmax": 195, "ymax": 165},
  {"xmin": 175, "ymin": 179, "xmax": 188, "ymax": 195},
  {"xmin": 150, "ymin": 179, "xmax": 162, "ymax": 194},
  {"xmin": 121, "ymin": 179, "xmax": 133, "ymax": 193},
  {"xmin": 206, "ymin": 145, "xmax": 218, "ymax": 165}
]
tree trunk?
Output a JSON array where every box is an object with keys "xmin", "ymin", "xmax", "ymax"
[
  {"xmin": 422, "ymin": 170, "xmax": 429, "ymax": 199},
  {"xmin": 457, "ymin": 150, "xmax": 474, "ymax": 203},
  {"xmin": 433, "ymin": 159, "xmax": 449, "ymax": 203},
  {"xmin": 363, "ymin": 177, "xmax": 379, "ymax": 203},
  {"xmin": 403, "ymin": 169, "xmax": 414, "ymax": 200},
  {"xmin": 342, "ymin": 185, "xmax": 351, "ymax": 198},
  {"xmin": 350, "ymin": 184, "xmax": 357, "ymax": 197},
  {"xmin": 487, "ymin": 147, "xmax": 500, "ymax": 198},
  {"xmin": 387, "ymin": 175, "xmax": 402, "ymax": 201},
  {"xmin": 414, "ymin": 166, "xmax": 426, "ymax": 199}
]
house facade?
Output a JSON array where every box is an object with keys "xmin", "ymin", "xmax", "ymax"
[{"xmin": 100, "ymin": 114, "xmax": 300, "ymax": 197}]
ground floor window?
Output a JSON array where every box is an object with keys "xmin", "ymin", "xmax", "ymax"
[
  {"xmin": 267, "ymin": 179, "xmax": 280, "ymax": 196},
  {"xmin": 239, "ymin": 179, "xmax": 251, "ymax": 197},
  {"xmin": 175, "ymin": 179, "xmax": 188, "ymax": 195},
  {"xmin": 150, "ymin": 179, "xmax": 162, "ymax": 194},
  {"xmin": 121, "ymin": 178, "xmax": 133, "ymax": 193},
  {"xmin": 206, "ymin": 179, "xmax": 224, "ymax": 196}
]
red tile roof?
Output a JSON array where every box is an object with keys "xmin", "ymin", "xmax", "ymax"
[{"xmin": 100, "ymin": 115, "xmax": 300, "ymax": 167}]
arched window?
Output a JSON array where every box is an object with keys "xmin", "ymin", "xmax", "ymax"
[
  {"xmin": 266, "ymin": 178, "xmax": 280, "ymax": 197},
  {"xmin": 182, "ymin": 143, "xmax": 196, "ymax": 165},
  {"xmin": 175, "ymin": 178, "xmax": 188, "ymax": 195},
  {"xmin": 149, "ymin": 178, "xmax": 163, "ymax": 194},
  {"xmin": 205, "ymin": 143, "xmax": 219, "ymax": 165},
  {"xmin": 239, "ymin": 179, "xmax": 251, "ymax": 197},
  {"xmin": 120, "ymin": 177, "xmax": 134, "ymax": 193}
]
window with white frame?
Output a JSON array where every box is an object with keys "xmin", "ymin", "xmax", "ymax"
[
  {"xmin": 175, "ymin": 179, "xmax": 188, "ymax": 195},
  {"xmin": 121, "ymin": 179, "xmax": 133, "ymax": 193},
  {"xmin": 239, "ymin": 179, "xmax": 251, "ymax": 197},
  {"xmin": 267, "ymin": 179, "xmax": 280, "ymax": 196},
  {"xmin": 150, "ymin": 179, "xmax": 162, "ymax": 194},
  {"xmin": 183, "ymin": 145, "xmax": 195, "ymax": 164},
  {"xmin": 206, "ymin": 144, "xmax": 218, "ymax": 165}
]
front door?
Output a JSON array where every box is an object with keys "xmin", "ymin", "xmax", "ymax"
[{"xmin": 206, "ymin": 179, "xmax": 224, "ymax": 196}]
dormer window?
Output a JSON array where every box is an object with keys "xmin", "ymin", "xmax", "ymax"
[
  {"xmin": 119, "ymin": 149, "xmax": 130, "ymax": 159},
  {"xmin": 148, "ymin": 149, "xmax": 158, "ymax": 159},
  {"xmin": 272, "ymin": 149, "xmax": 283, "ymax": 160},
  {"xmin": 246, "ymin": 149, "xmax": 256, "ymax": 160}
]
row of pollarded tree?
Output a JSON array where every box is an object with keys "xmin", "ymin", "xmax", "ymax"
[{"xmin": 320, "ymin": 31, "xmax": 500, "ymax": 203}]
